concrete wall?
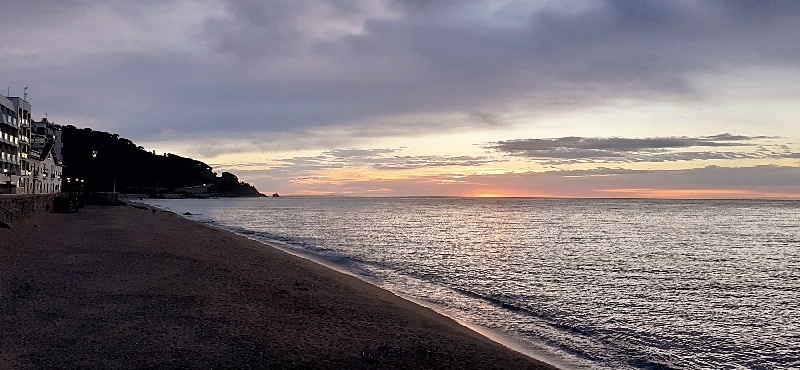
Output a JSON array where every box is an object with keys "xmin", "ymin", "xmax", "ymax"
[{"xmin": 0, "ymin": 194, "xmax": 56, "ymax": 225}]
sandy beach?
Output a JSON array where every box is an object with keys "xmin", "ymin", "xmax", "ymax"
[{"xmin": 0, "ymin": 203, "xmax": 557, "ymax": 369}]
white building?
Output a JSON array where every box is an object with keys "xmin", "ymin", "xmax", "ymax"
[
  {"xmin": 0, "ymin": 93, "xmax": 62, "ymax": 195},
  {"xmin": 0, "ymin": 95, "xmax": 25, "ymax": 194},
  {"xmin": 30, "ymin": 118, "xmax": 63, "ymax": 194}
]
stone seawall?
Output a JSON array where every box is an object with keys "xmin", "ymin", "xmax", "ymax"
[{"xmin": 0, "ymin": 194, "xmax": 57, "ymax": 226}]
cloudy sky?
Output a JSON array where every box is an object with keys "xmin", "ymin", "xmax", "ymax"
[{"xmin": 3, "ymin": 0, "xmax": 800, "ymax": 197}]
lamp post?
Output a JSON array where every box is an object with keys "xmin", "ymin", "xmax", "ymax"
[{"xmin": 92, "ymin": 149, "xmax": 98, "ymax": 194}]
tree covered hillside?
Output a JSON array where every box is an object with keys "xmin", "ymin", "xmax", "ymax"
[{"xmin": 60, "ymin": 126, "xmax": 264, "ymax": 197}]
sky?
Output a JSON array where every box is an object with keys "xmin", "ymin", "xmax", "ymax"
[{"xmin": 2, "ymin": 0, "xmax": 800, "ymax": 198}]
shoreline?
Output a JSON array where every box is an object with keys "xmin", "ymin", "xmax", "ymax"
[
  {"xmin": 187, "ymin": 212, "xmax": 572, "ymax": 369},
  {"xmin": 1, "ymin": 203, "xmax": 559, "ymax": 369}
]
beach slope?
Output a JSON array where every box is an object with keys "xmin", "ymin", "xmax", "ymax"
[{"xmin": 0, "ymin": 204, "xmax": 556, "ymax": 369}]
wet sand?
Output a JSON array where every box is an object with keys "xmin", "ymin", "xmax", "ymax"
[{"xmin": 0, "ymin": 204, "xmax": 557, "ymax": 369}]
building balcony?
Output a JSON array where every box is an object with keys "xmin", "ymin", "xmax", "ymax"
[
  {"xmin": 0, "ymin": 135, "xmax": 19, "ymax": 146},
  {"xmin": 1, "ymin": 116, "xmax": 16, "ymax": 128}
]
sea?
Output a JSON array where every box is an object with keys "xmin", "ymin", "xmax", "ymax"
[{"xmin": 141, "ymin": 197, "xmax": 800, "ymax": 370}]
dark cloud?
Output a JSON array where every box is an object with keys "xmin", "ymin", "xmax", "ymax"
[
  {"xmin": 325, "ymin": 148, "xmax": 399, "ymax": 158},
  {"xmin": 491, "ymin": 135, "xmax": 752, "ymax": 152},
  {"xmin": 3, "ymin": 0, "xmax": 800, "ymax": 148},
  {"xmin": 485, "ymin": 134, "xmax": 790, "ymax": 164},
  {"xmin": 202, "ymin": 1, "xmax": 305, "ymax": 58},
  {"xmin": 288, "ymin": 151, "xmax": 496, "ymax": 172},
  {"xmin": 211, "ymin": 148, "xmax": 497, "ymax": 175},
  {"xmin": 370, "ymin": 155, "xmax": 495, "ymax": 170}
]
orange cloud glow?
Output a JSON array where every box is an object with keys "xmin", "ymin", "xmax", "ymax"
[{"xmin": 599, "ymin": 188, "xmax": 800, "ymax": 199}]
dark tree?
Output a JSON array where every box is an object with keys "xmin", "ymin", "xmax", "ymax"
[{"xmin": 60, "ymin": 126, "xmax": 264, "ymax": 197}]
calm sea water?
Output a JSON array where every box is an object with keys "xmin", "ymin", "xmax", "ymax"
[{"xmin": 142, "ymin": 197, "xmax": 800, "ymax": 369}]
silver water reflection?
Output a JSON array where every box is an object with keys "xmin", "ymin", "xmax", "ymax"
[{"xmin": 145, "ymin": 197, "xmax": 800, "ymax": 369}]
